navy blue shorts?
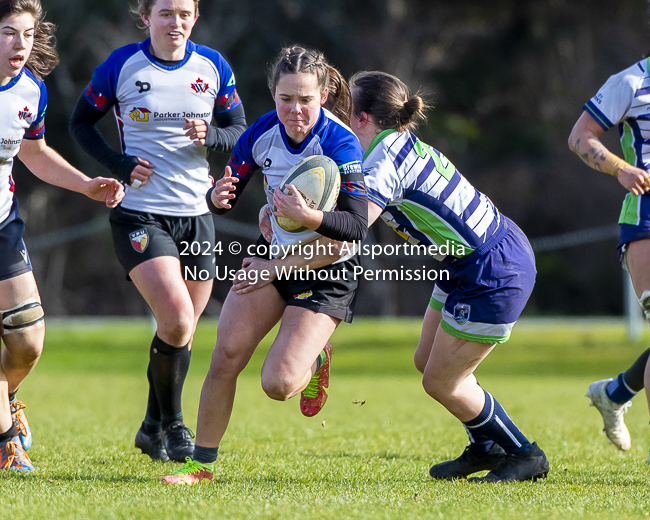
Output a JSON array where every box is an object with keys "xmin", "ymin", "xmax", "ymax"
[
  {"xmin": 0, "ymin": 198, "xmax": 33, "ymax": 281},
  {"xmin": 429, "ymin": 217, "xmax": 536, "ymax": 344},
  {"xmin": 617, "ymin": 192, "xmax": 650, "ymax": 265}
]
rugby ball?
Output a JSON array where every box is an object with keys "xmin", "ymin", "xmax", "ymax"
[{"xmin": 275, "ymin": 155, "xmax": 341, "ymax": 232}]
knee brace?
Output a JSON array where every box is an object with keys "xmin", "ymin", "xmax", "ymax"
[
  {"xmin": 1, "ymin": 297, "xmax": 44, "ymax": 335},
  {"xmin": 640, "ymin": 290, "xmax": 650, "ymax": 320}
]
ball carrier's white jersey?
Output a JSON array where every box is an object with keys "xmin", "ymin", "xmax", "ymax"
[
  {"xmin": 85, "ymin": 38, "xmax": 241, "ymax": 216},
  {"xmin": 0, "ymin": 68, "xmax": 47, "ymax": 224}
]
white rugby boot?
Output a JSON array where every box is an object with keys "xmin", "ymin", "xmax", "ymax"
[{"xmin": 586, "ymin": 379, "xmax": 631, "ymax": 451}]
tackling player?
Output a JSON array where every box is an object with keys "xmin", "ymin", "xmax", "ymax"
[
  {"xmin": 161, "ymin": 45, "xmax": 368, "ymax": 485},
  {"xmin": 0, "ymin": 0, "xmax": 124, "ymax": 472},
  {"xmin": 68, "ymin": 0, "xmax": 246, "ymax": 462},
  {"xmin": 347, "ymin": 71, "xmax": 549, "ymax": 483},
  {"xmin": 569, "ymin": 57, "xmax": 650, "ymax": 457}
]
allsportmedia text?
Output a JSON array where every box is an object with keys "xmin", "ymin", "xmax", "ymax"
[
  {"xmin": 184, "ymin": 265, "xmax": 450, "ymax": 283},
  {"xmin": 249, "ymin": 240, "xmax": 466, "ymax": 260}
]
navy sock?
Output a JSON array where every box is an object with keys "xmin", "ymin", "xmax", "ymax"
[
  {"xmin": 606, "ymin": 372, "xmax": 637, "ymax": 404},
  {"xmin": 148, "ymin": 335, "xmax": 191, "ymax": 429},
  {"xmin": 465, "ymin": 379, "xmax": 494, "ymax": 453},
  {"xmin": 193, "ymin": 445, "xmax": 219, "ymax": 465},
  {"xmin": 464, "ymin": 390, "xmax": 532, "ymax": 455},
  {"xmin": 0, "ymin": 424, "xmax": 17, "ymax": 443},
  {"xmin": 623, "ymin": 347, "xmax": 650, "ymax": 392},
  {"xmin": 463, "ymin": 424, "xmax": 495, "ymax": 453}
]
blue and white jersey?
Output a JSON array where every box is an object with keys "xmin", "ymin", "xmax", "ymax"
[
  {"xmin": 0, "ymin": 68, "xmax": 47, "ymax": 224},
  {"xmin": 85, "ymin": 38, "xmax": 241, "ymax": 216},
  {"xmin": 363, "ymin": 130, "xmax": 503, "ymax": 261},
  {"xmin": 584, "ymin": 58, "xmax": 650, "ymax": 231},
  {"xmin": 231, "ymin": 108, "xmax": 364, "ymax": 253}
]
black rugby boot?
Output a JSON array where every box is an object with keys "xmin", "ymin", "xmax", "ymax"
[
  {"xmin": 469, "ymin": 442, "xmax": 549, "ymax": 483},
  {"xmin": 135, "ymin": 424, "xmax": 170, "ymax": 462},
  {"xmin": 163, "ymin": 421, "xmax": 195, "ymax": 462},
  {"xmin": 429, "ymin": 443, "xmax": 506, "ymax": 480}
]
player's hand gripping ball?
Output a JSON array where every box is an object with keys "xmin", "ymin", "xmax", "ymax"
[{"xmin": 275, "ymin": 155, "xmax": 341, "ymax": 232}]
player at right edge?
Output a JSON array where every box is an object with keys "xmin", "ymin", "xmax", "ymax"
[{"xmin": 569, "ymin": 56, "xmax": 650, "ymax": 458}]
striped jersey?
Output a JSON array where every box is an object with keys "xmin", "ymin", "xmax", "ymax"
[
  {"xmin": 231, "ymin": 108, "xmax": 364, "ymax": 254},
  {"xmin": 85, "ymin": 38, "xmax": 241, "ymax": 216},
  {"xmin": 583, "ymin": 58, "xmax": 650, "ymax": 227},
  {"xmin": 0, "ymin": 68, "xmax": 47, "ymax": 224},
  {"xmin": 363, "ymin": 129, "xmax": 502, "ymax": 260}
]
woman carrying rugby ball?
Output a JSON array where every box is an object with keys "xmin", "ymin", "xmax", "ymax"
[
  {"xmin": 69, "ymin": 0, "xmax": 246, "ymax": 463},
  {"xmin": 162, "ymin": 45, "xmax": 368, "ymax": 485},
  {"xmin": 0, "ymin": 0, "xmax": 123, "ymax": 472}
]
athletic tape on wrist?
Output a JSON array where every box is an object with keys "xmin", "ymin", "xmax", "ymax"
[{"xmin": 602, "ymin": 154, "xmax": 628, "ymax": 176}]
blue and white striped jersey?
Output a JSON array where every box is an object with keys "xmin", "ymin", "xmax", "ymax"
[
  {"xmin": 584, "ymin": 58, "xmax": 650, "ymax": 229},
  {"xmin": 363, "ymin": 130, "xmax": 503, "ymax": 260},
  {"xmin": 0, "ymin": 68, "xmax": 47, "ymax": 224},
  {"xmin": 86, "ymin": 38, "xmax": 240, "ymax": 216},
  {"xmin": 231, "ymin": 108, "xmax": 364, "ymax": 252}
]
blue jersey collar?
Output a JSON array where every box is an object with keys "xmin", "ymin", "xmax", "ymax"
[
  {"xmin": 279, "ymin": 108, "xmax": 327, "ymax": 154},
  {"xmin": 0, "ymin": 69, "xmax": 24, "ymax": 92},
  {"xmin": 140, "ymin": 38, "xmax": 194, "ymax": 70}
]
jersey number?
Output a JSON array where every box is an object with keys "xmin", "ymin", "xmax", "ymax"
[{"xmin": 414, "ymin": 141, "xmax": 456, "ymax": 181}]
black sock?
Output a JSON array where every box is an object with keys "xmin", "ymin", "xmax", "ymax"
[
  {"xmin": 8, "ymin": 391, "xmax": 16, "ymax": 405},
  {"xmin": 148, "ymin": 335, "xmax": 191, "ymax": 429},
  {"xmin": 0, "ymin": 424, "xmax": 17, "ymax": 443},
  {"xmin": 623, "ymin": 347, "xmax": 650, "ymax": 392},
  {"xmin": 143, "ymin": 364, "xmax": 162, "ymax": 433}
]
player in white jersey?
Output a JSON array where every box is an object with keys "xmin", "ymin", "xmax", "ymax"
[
  {"xmin": 68, "ymin": 0, "xmax": 246, "ymax": 463},
  {"xmin": 162, "ymin": 46, "xmax": 368, "ymax": 485},
  {"xmin": 346, "ymin": 71, "xmax": 548, "ymax": 483},
  {"xmin": 569, "ymin": 58, "xmax": 650, "ymax": 457},
  {"xmin": 0, "ymin": 0, "xmax": 124, "ymax": 472}
]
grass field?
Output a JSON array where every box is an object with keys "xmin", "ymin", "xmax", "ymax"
[{"xmin": 2, "ymin": 317, "xmax": 650, "ymax": 519}]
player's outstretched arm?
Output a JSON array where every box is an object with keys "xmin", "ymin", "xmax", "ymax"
[
  {"xmin": 569, "ymin": 111, "xmax": 650, "ymax": 195},
  {"xmin": 17, "ymin": 138, "xmax": 124, "ymax": 208}
]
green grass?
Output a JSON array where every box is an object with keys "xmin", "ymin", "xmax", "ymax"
[{"xmin": 3, "ymin": 318, "xmax": 650, "ymax": 519}]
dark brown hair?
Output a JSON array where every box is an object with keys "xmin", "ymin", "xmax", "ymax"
[
  {"xmin": 268, "ymin": 45, "xmax": 351, "ymax": 126},
  {"xmin": 130, "ymin": 0, "xmax": 199, "ymax": 30},
  {"xmin": 0, "ymin": 0, "xmax": 58, "ymax": 79},
  {"xmin": 350, "ymin": 71, "xmax": 429, "ymax": 132}
]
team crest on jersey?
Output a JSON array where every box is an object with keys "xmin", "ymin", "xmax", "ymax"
[
  {"xmin": 18, "ymin": 106, "xmax": 32, "ymax": 121},
  {"xmin": 129, "ymin": 229, "xmax": 149, "ymax": 253},
  {"xmin": 129, "ymin": 107, "xmax": 151, "ymax": 122},
  {"xmin": 191, "ymin": 77, "xmax": 209, "ymax": 94},
  {"xmin": 453, "ymin": 303, "xmax": 471, "ymax": 325},
  {"xmin": 294, "ymin": 290, "xmax": 313, "ymax": 300}
]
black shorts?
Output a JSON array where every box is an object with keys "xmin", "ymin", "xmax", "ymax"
[
  {"xmin": 109, "ymin": 205, "xmax": 216, "ymax": 279},
  {"xmin": 253, "ymin": 236, "xmax": 359, "ymax": 323},
  {"xmin": 0, "ymin": 198, "xmax": 33, "ymax": 281}
]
